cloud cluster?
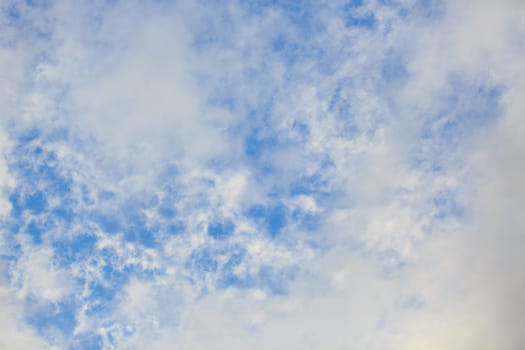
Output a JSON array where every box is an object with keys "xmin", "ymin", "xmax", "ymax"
[{"xmin": 0, "ymin": 0, "xmax": 524, "ymax": 349}]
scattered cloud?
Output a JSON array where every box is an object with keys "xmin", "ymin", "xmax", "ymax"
[{"xmin": 0, "ymin": 0, "xmax": 524, "ymax": 349}]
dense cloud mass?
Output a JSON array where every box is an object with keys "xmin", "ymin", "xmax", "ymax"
[{"xmin": 0, "ymin": 0, "xmax": 524, "ymax": 349}]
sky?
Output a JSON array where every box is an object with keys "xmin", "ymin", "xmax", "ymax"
[{"xmin": 0, "ymin": 0, "xmax": 524, "ymax": 349}]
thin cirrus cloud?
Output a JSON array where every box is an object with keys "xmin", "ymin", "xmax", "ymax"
[{"xmin": 0, "ymin": 0, "xmax": 524, "ymax": 349}]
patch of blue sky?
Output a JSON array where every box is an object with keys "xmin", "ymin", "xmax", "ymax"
[
  {"xmin": 342, "ymin": 1, "xmax": 379, "ymax": 30},
  {"xmin": 191, "ymin": 244, "xmax": 248, "ymax": 288},
  {"xmin": 220, "ymin": 248, "xmax": 245, "ymax": 276},
  {"xmin": 17, "ymin": 128, "xmax": 41, "ymax": 143},
  {"xmin": 7, "ymin": 133, "xmax": 73, "ymax": 223},
  {"xmin": 52, "ymin": 233, "xmax": 98, "ymax": 266},
  {"xmin": 289, "ymin": 172, "xmax": 330, "ymax": 198},
  {"xmin": 157, "ymin": 162, "xmax": 179, "ymax": 180},
  {"xmin": 244, "ymin": 131, "xmax": 279, "ymax": 159},
  {"xmin": 187, "ymin": 248, "xmax": 219, "ymax": 274},
  {"xmin": 269, "ymin": 33, "xmax": 326, "ymax": 70},
  {"xmin": 243, "ymin": 146, "xmax": 287, "ymax": 192},
  {"xmin": 122, "ymin": 200, "xmax": 159, "ymax": 246},
  {"xmin": 167, "ymin": 220, "xmax": 186, "ymax": 235},
  {"xmin": 157, "ymin": 201, "xmax": 176, "ymax": 219},
  {"xmin": 155, "ymin": 189, "xmax": 177, "ymax": 213},
  {"xmin": 96, "ymin": 262, "xmax": 126, "ymax": 290},
  {"xmin": 9, "ymin": 191, "xmax": 34, "ymax": 219},
  {"xmin": 246, "ymin": 202, "xmax": 288, "ymax": 237},
  {"xmin": 33, "ymin": 268, "xmax": 129, "ymax": 327},
  {"xmin": 207, "ymin": 218, "xmax": 235, "ymax": 239},
  {"xmin": 101, "ymin": 245, "xmax": 158, "ymax": 276},
  {"xmin": 343, "ymin": 0, "xmax": 364, "ymax": 9},
  {"xmin": 84, "ymin": 284, "xmax": 118, "ymax": 317},
  {"xmin": 83, "ymin": 265, "xmax": 135, "ymax": 315},
  {"xmin": 80, "ymin": 184, "xmax": 96, "ymax": 206},
  {"xmin": 25, "ymin": 219, "xmax": 46, "ymax": 244},
  {"xmin": 186, "ymin": 241, "xmax": 297, "ymax": 295},
  {"xmin": 68, "ymin": 333, "xmax": 104, "ymax": 350},
  {"xmin": 291, "ymin": 209, "xmax": 321, "ymax": 232},
  {"xmin": 23, "ymin": 0, "xmax": 53, "ymax": 9},
  {"xmin": 48, "ymin": 230, "xmax": 160, "ymax": 328},
  {"xmin": 25, "ymin": 191, "xmax": 48, "ymax": 214},
  {"xmin": 87, "ymin": 192, "xmax": 161, "ymax": 246},
  {"xmin": 243, "ymin": 118, "xmax": 312, "ymax": 180},
  {"xmin": 345, "ymin": 12, "xmax": 378, "ymax": 30},
  {"xmin": 123, "ymin": 225, "xmax": 157, "ymax": 247},
  {"xmin": 26, "ymin": 297, "xmax": 78, "ymax": 340},
  {"xmin": 242, "ymin": 0, "xmax": 323, "ymax": 35},
  {"xmin": 154, "ymin": 186, "xmax": 179, "ymax": 209},
  {"xmin": 91, "ymin": 212, "xmax": 121, "ymax": 234},
  {"xmin": 217, "ymin": 274, "xmax": 249, "ymax": 289},
  {"xmin": 375, "ymin": 0, "xmax": 444, "ymax": 20},
  {"xmin": 4, "ymin": 1, "xmax": 22, "ymax": 20}
]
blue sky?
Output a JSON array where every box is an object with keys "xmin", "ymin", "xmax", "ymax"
[{"xmin": 0, "ymin": 0, "xmax": 524, "ymax": 349}]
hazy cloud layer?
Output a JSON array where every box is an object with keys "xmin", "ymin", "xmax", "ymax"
[{"xmin": 0, "ymin": 0, "xmax": 524, "ymax": 349}]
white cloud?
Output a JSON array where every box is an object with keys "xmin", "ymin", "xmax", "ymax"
[
  {"xmin": 0, "ymin": 262, "xmax": 58, "ymax": 349},
  {"xmin": 11, "ymin": 243, "xmax": 72, "ymax": 302},
  {"xmin": 119, "ymin": 0, "xmax": 525, "ymax": 348},
  {"xmin": 0, "ymin": 0, "xmax": 524, "ymax": 349}
]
